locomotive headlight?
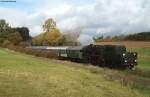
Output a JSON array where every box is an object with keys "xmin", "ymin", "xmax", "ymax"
[
  {"xmin": 125, "ymin": 60, "xmax": 127, "ymax": 63},
  {"xmin": 135, "ymin": 60, "xmax": 137, "ymax": 62},
  {"xmin": 123, "ymin": 53, "xmax": 126, "ymax": 56}
]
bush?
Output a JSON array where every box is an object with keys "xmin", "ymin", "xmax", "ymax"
[
  {"xmin": 2, "ymin": 40, "xmax": 12, "ymax": 47},
  {"xmin": 19, "ymin": 42, "xmax": 30, "ymax": 47},
  {"xmin": 1, "ymin": 41, "xmax": 58, "ymax": 60}
]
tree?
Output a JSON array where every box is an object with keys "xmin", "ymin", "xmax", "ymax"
[
  {"xmin": 112, "ymin": 34, "xmax": 125, "ymax": 41},
  {"xmin": 43, "ymin": 18, "xmax": 56, "ymax": 32},
  {"xmin": 56, "ymin": 35, "xmax": 67, "ymax": 46},
  {"xmin": 125, "ymin": 32, "xmax": 150, "ymax": 41},
  {"xmin": 32, "ymin": 33, "xmax": 45, "ymax": 46},
  {"xmin": 8, "ymin": 32, "xmax": 23, "ymax": 45},
  {"xmin": 0, "ymin": 19, "xmax": 12, "ymax": 43},
  {"xmin": 0, "ymin": 19, "xmax": 31, "ymax": 46},
  {"xmin": 45, "ymin": 29, "xmax": 60, "ymax": 41},
  {"xmin": 32, "ymin": 18, "xmax": 68, "ymax": 46},
  {"xmin": 32, "ymin": 29, "xmax": 62, "ymax": 46},
  {"xmin": 12, "ymin": 27, "xmax": 31, "ymax": 41},
  {"xmin": 0, "ymin": 19, "xmax": 9, "ymax": 33}
]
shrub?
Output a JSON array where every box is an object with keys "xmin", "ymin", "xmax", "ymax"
[
  {"xmin": 2, "ymin": 43, "xmax": 58, "ymax": 60},
  {"xmin": 2, "ymin": 40, "xmax": 12, "ymax": 47},
  {"xmin": 19, "ymin": 42, "xmax": 30, "ymax": 47}
]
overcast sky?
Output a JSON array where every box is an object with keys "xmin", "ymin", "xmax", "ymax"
[{"xmin": 0, "ymin": 0, "xmax": 150, "ymax": 36}]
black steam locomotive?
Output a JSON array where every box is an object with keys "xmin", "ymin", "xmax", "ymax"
[{"xmin": 30, "ymin": 44, "xmax": 138, "ymax": 69}]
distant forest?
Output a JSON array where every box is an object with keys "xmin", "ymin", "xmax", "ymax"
[
  {"xmin": 95, "ymin": 32, "xmax": 150, "ymax": 42},
  {"xmin": 125, "ymin": 32, "xmax": 150, "ymax": 41}
]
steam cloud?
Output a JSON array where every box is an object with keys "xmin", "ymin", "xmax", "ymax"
[{"xmin": 77, "ymin": 34, "xmax": 94, "ymax": 46}]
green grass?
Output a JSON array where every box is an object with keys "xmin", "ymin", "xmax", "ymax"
[
  {"xmin": 0, "ymin": 48, "xmax": 149, "ymax": 97},
  {"xmin": 128, "ymin": 48, "xmax": 150, "ymax": 70},
  {"xmin": 125, "ymin": 48, "xmax": 150, "ymax": 94}
]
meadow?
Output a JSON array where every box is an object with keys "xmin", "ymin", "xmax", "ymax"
[
  {"xmin": 129, "ymin": 48, "xmax": 150, "ymax": 70},
  {"xmin": 0, "ymin": 46, "xmax": 149, "ymax": 97}
]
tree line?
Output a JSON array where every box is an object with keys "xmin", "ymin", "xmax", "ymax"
[
  {"xmin": 0, "ymin": 19, "xmax": 31, "ymax": 47},
  {"xmin": 1, "ymin": 18, "xmax": 150, "ymax": 48},
  {"xmin": 94, "ymin": 32, "xmax": 150, "ymax": 42},
  {"xmin": 0, "ymin": 18, "xmax": 80, "ymax": 47},
  {"xmin": 0, "ymin": 18, "xmax": 65, "ymax": 59},
  {"xmin": 125, "ymin": 32, "xmax": 150, "ymax": 41}
]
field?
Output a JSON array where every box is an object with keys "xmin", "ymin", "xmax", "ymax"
[
  {"xmin": 129, "ymin": 48, "xmax": 150, "ymax": 70},
  {"xmin": 0, "ymin": 41, "xmax": 150, "ymax": 97}
]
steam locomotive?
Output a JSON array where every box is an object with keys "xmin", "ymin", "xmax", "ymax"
[{"xmin": 30, "ymin": 44, "xmax": 138, "ymax": 69}]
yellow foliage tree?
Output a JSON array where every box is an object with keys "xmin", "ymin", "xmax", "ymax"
[
  {"xmin": 32, "ymin": 18, "xmax": 67, "ymax": 46},
  {"xmin": 44, "ymin": 28, "xmax": 61, "ymax": 45},
  {"xmin": 43, "ymin": 18, "xmax": 56, "ymax": 32},
  {"xmin": 32, "ymin": 33, "xmax": 44, "ymax": 45}
]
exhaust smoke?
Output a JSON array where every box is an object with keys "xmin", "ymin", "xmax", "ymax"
[{"xmin": 77, "ymin": 34, "xmax": 94, "ymax": 46}]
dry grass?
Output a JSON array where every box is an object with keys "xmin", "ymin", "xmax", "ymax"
[{"xmin": 0, "ymin": 48, "xmax": 149, "ymax": 97}]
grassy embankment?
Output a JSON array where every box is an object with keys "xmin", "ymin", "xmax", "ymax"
[
  {"xmin": 128, "ymin": 48, "xmax": 150, "ymax": 70},
  {"xmin": 96, "ymin": 41, "xmax": 150, "ymax": 95},
  {"xmin": 125, "ymin": 48, "xmax": 150, "ymax": 95},
  {"xmin": 0, "ymin": 48, "xmax": 149, "ymax": 97}
]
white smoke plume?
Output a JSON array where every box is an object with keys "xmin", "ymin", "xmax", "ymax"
[{"xmin": 77, "ymin": 34, "xmax": 94, "ymax": 46}]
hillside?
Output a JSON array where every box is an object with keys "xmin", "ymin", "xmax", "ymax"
[{"xmin": 0, "ymin": 48, "xmax": 149, "ymax": 97}]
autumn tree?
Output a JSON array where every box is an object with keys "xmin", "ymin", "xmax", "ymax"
[
  {"xmin": 32, "ymin": 33, "xmax": 45, "ymax": 46},
  {"xmin": 43, "ymin": 18, "xmax": 56, "ymax": 32},
  {"xmin": 45, "ymin": 29, "xmax": 61, "ymax": 43},
  {"xmin": 12, "ymin": 27, "xmax": 31, "ymax": 41},
  {"xmin": 32, "ymin": 18, "xmax": 67, "ymax": 46},
  {"xmin": 0, "ymin": 19, "xmax": 31, "ymax": 47},
  {"xmin": 0, "ymin": 19, "xmax": 9, "ymax": 33},
  {"xmin": 0, "ymin": 19, "xmax": 12, "ymax": 43}
]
